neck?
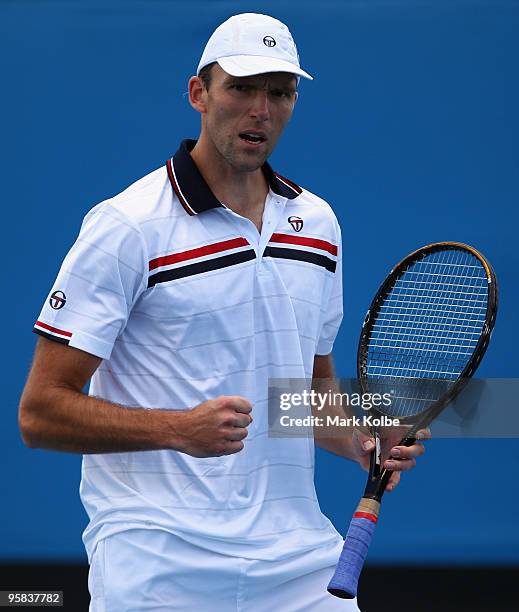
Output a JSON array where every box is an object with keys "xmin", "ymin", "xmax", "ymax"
[{"xmin": 190, "ymin": 135, "xmax": 269, "ymax": 219}]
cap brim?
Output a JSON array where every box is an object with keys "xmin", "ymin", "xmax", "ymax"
[{"xmin": 217, "ymin": 55, "xmax": 313, "ymax": 80}]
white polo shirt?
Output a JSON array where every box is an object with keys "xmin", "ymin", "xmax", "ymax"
[{"xmin": 34, "ymin": 140, "xmax": 344, "ymax": 562}]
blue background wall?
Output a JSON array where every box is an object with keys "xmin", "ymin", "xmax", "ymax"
[{"xmin": 3, "ymin": 0, "xmax": 518, "ymax": 563}]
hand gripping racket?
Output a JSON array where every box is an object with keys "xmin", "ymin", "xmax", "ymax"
[{"xmin": 327, "ymin": 242, "xmax": 498, "ymax": 599}]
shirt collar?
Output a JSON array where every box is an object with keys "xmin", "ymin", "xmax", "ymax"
[{"xmin": 166, "ymin": 139, "xmax": 302, "ymax": 216}]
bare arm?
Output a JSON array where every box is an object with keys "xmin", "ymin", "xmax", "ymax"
[
  {"xmin": 19, "ymin": 337, "xmax": 252, "ymax": 457},
  {"xmin": 312, "ymin": 353, "xmax": 361, "ymax": 461}
]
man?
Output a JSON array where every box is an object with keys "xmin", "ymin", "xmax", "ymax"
[{"xmin": 19, "ymin": 13, "xmax": 425, "ymax": 611}]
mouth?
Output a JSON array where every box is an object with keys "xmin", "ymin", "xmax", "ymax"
[{"xmin": 239, "ymin": 132, "xmax": 267, "ymax": 146}]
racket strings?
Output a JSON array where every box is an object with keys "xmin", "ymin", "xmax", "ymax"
[{"xmin": 366, "ymin": 248, "xmax": 489, "ymax": 418}]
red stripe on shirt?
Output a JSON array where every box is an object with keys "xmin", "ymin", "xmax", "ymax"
[
  {"xmin": 353, "ymin": 512, "xmax": 378, "ymax": 524},
  {"xmin": 35, "ymin": 321, "xmax": 72, "ymax": 338},
  {"xmin": 270, "ymin": 233, "xmax": 338, "ymax": 256},
  {"xmin": 149, "ymin": 237, "xmax": 250, "ymax": 271}
]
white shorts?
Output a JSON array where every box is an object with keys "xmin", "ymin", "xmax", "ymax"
[{"xmin": 88, "ymin": 529, "xmax": 360, "ymax": 611}]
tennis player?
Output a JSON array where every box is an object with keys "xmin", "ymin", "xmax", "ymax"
[{"xmin": 19, "ymin": 13, "xmax": 426, "ymax": 611}]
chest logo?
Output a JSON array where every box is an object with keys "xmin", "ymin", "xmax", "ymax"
[
  {"xmin": 49, "ymin": 290, "xmax": 67, "ymax": 310},
  {"xmin": 263, "ymin": 36, "xmax": 276, "ymax": 47},
  {"xmin": 288, "ymin": 216, "xmax": 304, "ymax": 232}
]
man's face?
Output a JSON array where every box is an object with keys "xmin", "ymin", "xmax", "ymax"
[{"xmin": 199, "ymin": 64, "xmax": 297, "ymax": 172}]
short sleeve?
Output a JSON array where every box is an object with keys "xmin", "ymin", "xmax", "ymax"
[
  {"xmin": 33, "ymin": 203, "xmax": 148, "ymax": 359},
  {"xmin": 315, "ymin": 223, "xmax": 343, "ymax": 356}
]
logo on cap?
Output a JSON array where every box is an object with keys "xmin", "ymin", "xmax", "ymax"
[
  {"xmin": 263, "ymin": 36, "xmax": 276, "ymax": 48},
  {"xmin": 49, "ymin": 290, "xmax": 67, "ymax": 310},
  {"xmin": 288, "ymin": 216, "xmax": 303, "ymax": 232}
]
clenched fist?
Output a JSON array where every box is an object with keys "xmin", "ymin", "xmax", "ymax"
[{"xmin": 172, "ymin": 396, "xmax": 253, "ymax": 458}]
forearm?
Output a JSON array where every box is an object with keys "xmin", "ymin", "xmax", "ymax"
[
  {"xmin": 311, "ymin": 376, "xmax": 361, "ymax": 462},
  {"xmin": 19, "ymin": 385, "xmax": 184, "ymax": 454},
  {"xmin": 20, "ymin": 338, "xmax": 252, "ymax": 458}
]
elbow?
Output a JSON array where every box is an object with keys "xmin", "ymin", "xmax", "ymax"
[{"xmin": 18, "ymin": 395, "xmax": 43, "ymax": 449}]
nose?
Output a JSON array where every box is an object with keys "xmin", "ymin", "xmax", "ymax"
[{"xmin": 249, "ymin": 89, "xmax": 269, "ymax": 122}]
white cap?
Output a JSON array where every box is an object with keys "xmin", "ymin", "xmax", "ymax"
[{"xmin": 197, "ymin": 13, "xmax": 313, "ymax": 81}]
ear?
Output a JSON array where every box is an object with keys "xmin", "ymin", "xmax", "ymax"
[{"xmin": 189, "ymin": 76, "xmax": 207, "ymax": 113}]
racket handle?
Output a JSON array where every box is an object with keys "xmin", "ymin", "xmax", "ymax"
[{"xmin": 327, "ymin": 497, "xmax": 381, "ymax": 599}]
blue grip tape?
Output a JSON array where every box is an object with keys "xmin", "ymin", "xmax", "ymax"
[{"xmin": 327, "ymin": 517, "xmax": 377, "ymax": 599}]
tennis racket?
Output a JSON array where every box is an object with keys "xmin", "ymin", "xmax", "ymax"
[{"xmin": 327, "ymin": 241, "xmax": 498, "ymax": 599}]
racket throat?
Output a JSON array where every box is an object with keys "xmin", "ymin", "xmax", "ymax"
[
  {"xmin": 368, "ymin": 433, "xmax": 382, "ymax": 480},
  {"xmin": 364, "ymin": 434, "xmax": 390, "ymax": 501}
]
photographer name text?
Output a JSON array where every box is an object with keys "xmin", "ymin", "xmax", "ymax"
[{"xmin": 279, "ymin": 414, "xmax": 401, "ymax": 427}]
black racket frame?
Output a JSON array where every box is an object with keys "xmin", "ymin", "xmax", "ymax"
[{"xmin": 356, "ymin": 242, "xmax": 498, "ymax": 502}]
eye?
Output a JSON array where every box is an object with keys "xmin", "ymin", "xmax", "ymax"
[
  {"xmin": 270, "ymin": 88, "xmax": 294, "ymax": 99},
  {"xmin": 229, "ymin": 83, "xmax": 251, "ymax": 93}
]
